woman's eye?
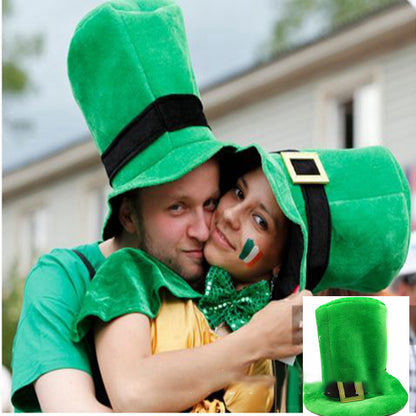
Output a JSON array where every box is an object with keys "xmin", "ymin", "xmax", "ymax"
[
  {"xmin": 233, "ymin": 185, "xmax": 244, "ymax": 200},
  {"xmin": 204, "ymin": 199, "xmax": 218, "ymax": 212},
  {"xmin": 253, "ymin": 214, "xmax": 268, "ymax": 230}
]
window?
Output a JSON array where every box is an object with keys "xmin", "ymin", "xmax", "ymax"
[
  {"xmin": 320, "ymin": 74, "xmax": 382, "ymax": 149},
  {"xmin": 339, "ymin": 98, "xmax": 354, "ymax": 149},
  {"xmin": 353, "ymin": 82, "xmax": 382, "ymax": 148},
  {"xmin": 21, "ymin": 206, "xmax": 47, "ymax": 271},
  {"xmin": 87, "ymin": 186, "xmax": 109, "ymax": 241}
]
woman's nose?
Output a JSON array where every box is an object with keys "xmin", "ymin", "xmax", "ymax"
[{"xmin": 222, "ymin": 204, "xmax": 241, "ymax": 229}]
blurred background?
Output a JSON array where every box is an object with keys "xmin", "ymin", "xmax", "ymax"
[{"xmin": 2, "ymin": 0, "xmax": 416, "ymax": 411}]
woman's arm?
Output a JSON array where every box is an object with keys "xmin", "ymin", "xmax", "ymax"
[{"xmin": 95, "ymin": 291, "xmax": 307, "ymax": 412}]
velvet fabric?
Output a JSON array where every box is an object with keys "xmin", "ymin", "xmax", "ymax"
[
  {"xmin": 71, "ymin": 248, "xmax": 202, "ymax": 342},
  {"xmin": 303, "ymin": 297, "xmax": 408, "ymax": 415},
  {"xmin": 67, "ymin": 0, "xmax": 230, "ymax": 240},
  {"xmin": 198, "ymin": 266, "xmax": 270, "ymax": 331},
  {"xmin": 234, "ymin": 145, "xmax": 411, "ymax": 294}
]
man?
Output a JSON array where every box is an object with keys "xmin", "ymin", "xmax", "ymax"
[{"xmin": 11, "ymin": 0, "xmax": 306, "ymax": 412}]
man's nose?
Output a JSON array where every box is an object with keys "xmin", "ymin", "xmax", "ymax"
[{"xmin": 188, "ymin": 209, "xmax": 211, "ymax": 242}]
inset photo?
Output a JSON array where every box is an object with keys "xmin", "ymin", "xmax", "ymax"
[{"xmin": 303, "ymin": 296, "xmax": 409, "ymax": 416}]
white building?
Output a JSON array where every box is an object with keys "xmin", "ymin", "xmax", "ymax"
[{"xmin": 3, "ymin": 1, "xmax": 416, "ymax": 279}]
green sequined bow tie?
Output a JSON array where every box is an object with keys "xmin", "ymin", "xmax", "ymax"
[{"xmin": 198, "ymin": 266, "xmax": 270, "ymax": 331}]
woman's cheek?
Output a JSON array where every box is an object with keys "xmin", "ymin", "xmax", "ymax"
[{"xmin": 203, "ymin": 240, "xmax": 223, "ymax": 267}]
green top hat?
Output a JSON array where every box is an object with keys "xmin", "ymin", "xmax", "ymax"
[
  {"xmin": 68, "ymin": 0, "xmax": 228, "ymax": 240},
  {"xmin": 221, "ymin": 145, "xmax": 411, "ymax": 296},
  {"xmin": 304, "ymin": 297, "xmax": 407, "ymax": 416}
]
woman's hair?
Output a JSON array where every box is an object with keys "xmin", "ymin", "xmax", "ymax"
[{"xmin": 218, "ymin": 147, "xmax": 261, "ymax": 196}]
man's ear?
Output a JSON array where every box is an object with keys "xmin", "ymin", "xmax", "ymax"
[{"xmin": 118, "ymin": 197, "xmax": 137, "ymax": 234}]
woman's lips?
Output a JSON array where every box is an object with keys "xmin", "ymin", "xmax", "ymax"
[{"xmin": 212, "ymin": 226, "xmax": 235, "ymax": 250}]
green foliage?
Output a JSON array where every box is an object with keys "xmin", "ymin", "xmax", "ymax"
[
  {"xmin": 2, "ymin": 61, "xmax": 29, "ymax": 93},
  {"xmin": 2, "ymin": 263, "xmax": 25, "ymax": 371},
  {"xmin": 266, "ymin": 0, "xmax": 400, "ymax": 57},
  {"xmin": 3, "ymin": 0, "xmax": 43, "ymax": 95},
  {"xmin": 3, "ymin": 0, "xmax": 10, "ymax": 14}
]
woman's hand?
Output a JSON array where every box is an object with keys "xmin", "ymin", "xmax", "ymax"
[{"xmin": 245, "ymin": 290, "xmax": 311, "ymax": 361}]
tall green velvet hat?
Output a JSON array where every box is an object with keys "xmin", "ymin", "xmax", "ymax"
[
  {"xmin": 221, "ymin": 145, "xmax": 411, "ymax": 297},
  {"xmin": 68, "ymin": 0, "xmax": 227, "ymax": 239},
  {"xmin": 303, "ymin": 297, "xmax": 408, "ymax": 415}
]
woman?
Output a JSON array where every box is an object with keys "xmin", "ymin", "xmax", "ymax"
[{"xmin": 72, "ymin": 147, "xmax": 291, "ymax": 412}]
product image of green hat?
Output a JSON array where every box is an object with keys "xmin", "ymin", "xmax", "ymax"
[
  {"xmin": 68, "ymin": 0, "xmax": 229, "ymax": 239},
  {"xmin": 221, "ymin": 145, "xmax": 411, "ymax": 297},
  {"xmin": 303, "ymin": 297, "xmax": 408, "ymax": 416}
]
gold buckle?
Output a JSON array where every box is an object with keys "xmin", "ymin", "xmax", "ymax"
[
  {"xmin": 337, "ymin": 381, "xmax": 365, "ymax": 403},
  {"xmin": 281, "ymin": 152, "xmax": 329, "ymax": 185}
]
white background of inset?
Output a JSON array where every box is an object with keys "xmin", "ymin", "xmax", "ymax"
[{"xmin": 303, "ymin": 296, "xmax": 410, "ymax": 415}]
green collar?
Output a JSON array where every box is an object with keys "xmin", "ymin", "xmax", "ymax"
[{"xmin": 72, "ymin": 248, "xmax": 202, "ymax": 342}]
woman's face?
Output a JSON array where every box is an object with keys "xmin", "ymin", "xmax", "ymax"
[{"xmin": 204, "ymin": 167, "xmax": 288, "ymax": 282}]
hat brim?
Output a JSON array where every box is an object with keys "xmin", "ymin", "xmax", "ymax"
[
  {"xmin": 102, "ymin": 132, "xmax": 235, "ymax": 239},
  {"xmin": 304, "ymin": 373, "xmax": 408, "ymax": 416}
]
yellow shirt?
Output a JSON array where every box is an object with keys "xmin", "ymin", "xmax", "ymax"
[{"xmin": 151, "ymin": 293, "xmax": 274, "ymax": 412}]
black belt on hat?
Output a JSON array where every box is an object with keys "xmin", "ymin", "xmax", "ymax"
[
  {"xmin": 273, "ymin": 150, "xmax": 331, "ymax": 293},
  {"xmin": 101, "ymin": 94, "xmax": 210, "ymax": 183},
  {"xmin": 293, "ymin": 158, "xmax": 331, "ymax": 291}
]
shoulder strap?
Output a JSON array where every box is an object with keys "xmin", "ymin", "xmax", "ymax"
[
  {"xmin": 72, "ymin": 249, "xmax": 110, "ymax": 406},
  {"xmin": 73, "ymin": 249, "xmax": 96, "ymax": 280}
]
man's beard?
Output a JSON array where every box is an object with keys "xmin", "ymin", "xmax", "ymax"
[{"xmin": 137, "ymin": 221, "xmax": 208, "ymax": 289}]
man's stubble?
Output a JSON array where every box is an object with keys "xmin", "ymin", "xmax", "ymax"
[{"xmin": 133, "ymin": 199, "xmax": 207, "ymax": 288}]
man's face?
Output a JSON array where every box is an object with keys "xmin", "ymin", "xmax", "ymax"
[{"xmin": 134, "ymin": 159, "xmax": 220, "ymax": 282}]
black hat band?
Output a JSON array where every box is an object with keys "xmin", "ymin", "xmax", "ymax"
[
  {"xmin": 101, "ymin": 94, "xmax": 210, "ymax": 183},
  {"xmin": 272, "ymin": 151, "xmax": 331, "ymax": 298}
]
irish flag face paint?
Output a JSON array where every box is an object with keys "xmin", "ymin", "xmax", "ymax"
[{"xmin": 239, "ymin": 238, "xmax": 263, "ymax": 267}]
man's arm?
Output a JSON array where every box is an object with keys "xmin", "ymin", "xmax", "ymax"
[
  {"xmin": 95, "ymin": 291, "xmax": 309, "ymax": 412},
  {"xmin": 35, "ymin": 369, "xmax": 112, "ymax": 413},
  {"xmin": 11, "ymin": 248, "xmax": 110, "ymax": 412}
]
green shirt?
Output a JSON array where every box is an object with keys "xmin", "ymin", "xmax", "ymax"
[{"xmin": 11, "ymin": 242, "xmax": 106, "ymax": 412}]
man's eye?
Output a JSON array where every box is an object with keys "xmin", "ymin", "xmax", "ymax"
[
  {"xmin": 204, "ymin": 199, "xmax": 218, "ymax": 212},
  {"xmin": 253, "ymin": 214, "xmax": 268, "ymax": 230},
  {"xmin": 233, "ymin": 185, "xmax": 244, "ymax": 200},
  {"xmin": 169, "ymin": 203, "xmax": 184, "ymax": 212}
]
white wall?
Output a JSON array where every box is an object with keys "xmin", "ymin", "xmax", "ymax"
[
  {"xmin": 211, "ymin": 42, "xmax": 416, "ymax": 165},
  {"xmin": 383, "ymin": 42, "xmax": 416, "ymax": 166},
  {"xmin": 3, "ymin": 164, "xmax": 108, "ymax": 279},
  {"xmin": 211, "ymin": 83, "xmax": 315, "ymax": 151}
]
